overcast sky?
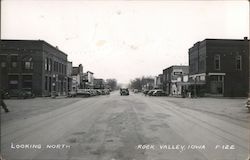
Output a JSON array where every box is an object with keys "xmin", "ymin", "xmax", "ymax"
[{"xmin": 1, "ymin": 0, "xmax": 249, "ymax": 84}]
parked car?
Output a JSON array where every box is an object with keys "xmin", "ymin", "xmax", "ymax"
[
  {"xmin": 143, "ymin": 90, "xmax": 149, "ymax": 95},
  {"xmin": 104, "ymin": 89, "xmax": 110, "ymax": 95},
  {"xmin": 76, "ymin": 89, "xmax": 91, "ymax": 97},
  {"xmin": 68, "ymin": 91, "xmax": 77, "ymax": 97},
  {"xmin": 152, "ymin": 90, "xmax": 167, "ymax": 96},
  {"xmin": 147, "ymin": 90, "xmax": 156, "ymax": 96},
  {"xmin": 8, "ymin": 89, "xmax": 35, "ymax": 99},
  {"xmin": 1, "ymin": 90, "xmax": 10, "ymax": 99},
  {"xmin": 89, "ymin": 90, "xmax": 97, "ymax": 96},
  {"xmin": 133, "ymin": 89, "xmax": 139, "ymax": 93},
  {"xmin": 96, "ymin": 90, "xmax": 102, "ymax": 95},
  {"xmin": 120, "ymin": 88, "xmax": 129, "ymax": 96}
]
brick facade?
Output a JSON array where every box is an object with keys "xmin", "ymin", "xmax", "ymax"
[
  {"xmin": 188, "ymin": 38, "xmax": 249, "ymax": 97},
  {"xmin": 0, "ymin": 40, "xmax": 68, "ymax": 97}
]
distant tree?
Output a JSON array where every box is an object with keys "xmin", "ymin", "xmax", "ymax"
[
  {"xmin": 130, "ymin": 78, "xmax": 142, "ymax": 90},
  {"xmin": 129, "ymin": 76, "xmax": 154, "ymax": 90},
  {"xmin": 141, "ymin": 76, "xmax": 154, "ymax": 90},
  {"xmin": 105, "ymin": 79, "xmax": 117, "ymax": 91}
]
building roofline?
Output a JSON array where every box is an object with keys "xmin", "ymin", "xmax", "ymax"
[
  {"xmin": 196, "ymin": 37, "xmax": 249, "ymax": 44},
  {"xmin": 1, "ymin": 39, "xmax": 68, "ymax": 57},
  {"xmin": 41, "ymin": 40, "xmax": 68, "ymax": 57},
  {"xmin": 190, "ymin": 37, "xmax": 249, "ymax": 49},
  {"xmin": 204, "ymin": 37, "xmax": 249, "ymax": 41},
  {"xmin": 163, "ymin": 65, "xmax": 189, "ymax": 71},
  {"xmin": 87, "ymin": 71, "xmax": 94, "ymax": 74}
]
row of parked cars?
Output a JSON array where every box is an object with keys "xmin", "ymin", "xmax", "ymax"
[
  {"xmin": 2, "ymin": 89, "xmax": 35, "ymax": 99},
  {"xmin": 2, "ymin": 88, "xmax": 111, "ymax": 99},
  {"xmin": 143, "ymin": 89, "xmax": 168, "ymax": 96},
  {"xmin": 68, "ymin": 89, "xmax": 111, "ymax": 97}
]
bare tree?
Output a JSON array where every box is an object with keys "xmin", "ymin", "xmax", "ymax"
[
  {"xmin": 130, "ymin": 76, "xmax": 154, "ymax": 90},
  {"xmin": 105, "ymin": 79, "xmax": 117, "ymax": 91}
]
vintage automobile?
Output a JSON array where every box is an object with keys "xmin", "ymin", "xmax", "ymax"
[
  {"xmin": 76, "ymin": 89, "xmax": 91, "ymax": 97},
  {"xmin": 133, "ymin": 89, "xmax": 139, "ymax": 93},
  {"xmin": 120, "ymin": 88, "xmax": 129, "ymax": 96},
  {"xmin": 68, "ymin": 90, "xmax": 77, "ymax": 97},
  {"xmin": 8, "ymin": 89, "xmax": 35, "ymax": 99},
  {"xmin": 143, "ymin": 90, "xmax": 149, "ymax": 95},
  {"xmin": 147, "ymin": 90, "xmax": 156, "ymax": 96},
  {"xmin": 152, "ymin": 90, "xmax": 168, "ymax": 96},
  {"xmin": 103, "ymin": 89, "xmax": 110, "ymax": 95}
]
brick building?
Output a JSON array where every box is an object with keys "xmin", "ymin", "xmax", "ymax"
[
  {"xmin": 67, "ymin": 61, "xmax": 73, "ymax": 93},
  {"xmin": 72, "ymin": 64, "xmax": 84, "ymax": 90},
  {"xmin": 188, "ymin": 37, "xmax": 249, "ymax": 97},
  {"xmin": 162, "ymin": 65, "xmax": 189, "ymax": 95},
  {"xmin": 0, "ymin": 40, "xmax": 68, "ymax": 97},
  {"xmin": 94, "ymin": 78, "xmax": 105, "ymax": 89},
  {"xmin": 85, "ymin": 71, "xmax": 94, "ymax": 89}
]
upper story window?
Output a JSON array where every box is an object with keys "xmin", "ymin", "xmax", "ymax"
[
  {"xmin": 54, "ymin": 61, "xmax": 56, "ymax": 72},
  {"xmin": 12, "ymin": 62, "xmax": 17, "ymax": 68},
  {"xmin": 11, "ymin": 55, "xmax": 18, "ymax": 68},
  {"xmin": 44, "ymin": 57, "xmax": 50, "ymax": 71},
  {"xmin": 214, "ymin": 54, "xmax": 220, "ymax": 70},
  {"xmin": 54, "ymin": 61, "xmax": 58, "ymax": 72},
  {"xmin": 59, "ymin": 63, "xmax": 61, "ymax": 73},
  {"xmin": 64, "ymin": 65, "xmax": 66, "ymax": 74},
  {"xmin": 56, "ymin": 62, "xmax": 58, "ymax": 72},
  {"xmin": 50, "ymin": 59, "xmax": 53, "ymax": 71},
  {"xmin": 236, "ymin": 55, "xmax": 242, "ymax": 71},
  {"xmin": 24, "ymin": 62, "xmax": 33, "ymax": 70},
  {"xmin": 1, "ymin": 62, "xmax": 6, "ymax": 68},
  {"xmin": 48, "ymin": 58, "xmax": 52, "ymax": 71},
  {"xmin": 166, "ymin": 74, "xmax": 169, "ymax": 81},
  {"xmin": 22, "ymin": 56, "xmax": 33, "ymax": 70},
  {"xmin": 61, "ymin": 64, "xmax": 64, "ymax": 74},
  {"xmin": 45, "ymin": 58, "xmax": 47, "ymax": 70},
  {"xmin": 0, "ymin": 55, "xmax": 7, "ymax": 68}
]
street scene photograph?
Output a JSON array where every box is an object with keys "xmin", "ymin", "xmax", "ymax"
[{"xmin": 0, "ymin": 0, "xmax": 250, "ymax": 160}]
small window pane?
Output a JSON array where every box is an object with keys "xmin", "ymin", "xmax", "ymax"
[
  {"xmin": 12, "ymin": 62, "xmax": 17, "ymax": 68},
  {"xmin": 214, "ymin": 55, "xmax": 220, "ymax": 70},
  {"xmin": 1, "ymin": 62, "xmax": 6, "ymax": 68},
  {"xmin": 236, "ymin": 55, "xmax": 242, "ymax": 70}
]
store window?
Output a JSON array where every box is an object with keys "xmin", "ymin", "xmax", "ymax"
[
  {"xmin": 9, "ymin": 75, "xmax": 19, "ymax": 89},
  {"xmin": 22, "ymin": 75, "xmax": 32, "ymax": 89}
]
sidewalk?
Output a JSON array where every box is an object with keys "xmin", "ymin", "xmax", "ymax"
[
  {"xmin": 160, "ymin": 97, "xmax": 250, "ymax": 128},
  {"xmin": 1, "ymin": 97, "xmax": 82, "ymax": 123}
]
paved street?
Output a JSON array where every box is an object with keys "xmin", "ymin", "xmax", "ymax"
[{"xmin": 1, "ymin": 92, "xmax": 249, "ymax": 160}]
